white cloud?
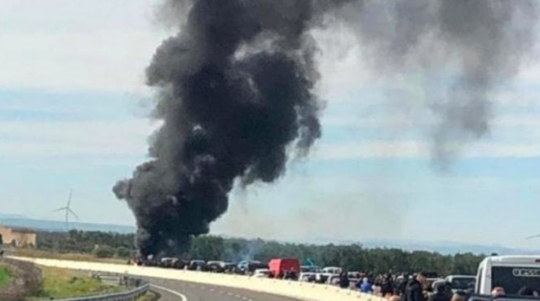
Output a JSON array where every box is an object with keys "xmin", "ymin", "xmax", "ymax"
[
  {"xmin": 313, "ymin": 141, "xmax": 428, "ymax": 160},
  {"xmin": 0, "ymin": 0, "xmax": 169, "ymax": 93},
  {"xmin": 0, "ymin": 32, "xmax": 163, "ymax": 93},
  {"xmin": 516, "ymin": 55, "xmax": 540, "ymax": 83},
  {"xmin": 0, "ymin": 119, "xmax": 159, "ymax": 157}
]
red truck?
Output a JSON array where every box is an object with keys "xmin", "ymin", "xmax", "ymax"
[{"xmin": 268, "ymin": 258, "xmax": 300, "ymax": 279}]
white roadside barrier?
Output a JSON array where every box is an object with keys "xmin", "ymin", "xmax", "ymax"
[{"xmin": 11, "ymin": 257, "xmax": 385, "ymax": 301}]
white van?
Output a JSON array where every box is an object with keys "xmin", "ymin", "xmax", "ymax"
[{"xmin": 476, "ymin": 255, "xmax": 540, "ymax": 295}]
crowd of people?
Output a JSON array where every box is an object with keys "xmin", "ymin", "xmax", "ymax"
[
  {"xmin": 335, "ymin": 272, "xmax": 467, "ymax": 301},
  {"xmin": 336, "ymin": 271, "xmax": 539, "ymax": 301}
]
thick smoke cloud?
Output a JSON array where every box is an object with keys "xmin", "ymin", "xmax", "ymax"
[
  {"xmin": 115, "ymin": 0, "xmax": 335, "ymax": 256},
  {"xmin": 116, "ymin": 0, "xmax": 538, "ymax": 256}
]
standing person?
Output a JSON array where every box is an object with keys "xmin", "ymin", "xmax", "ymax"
[
  {"xmin": 406, "ymin": 272, "xmax": 427, "ymax": 301},
  {"xmin": 398, "ymin": 274, "xmax": 410, "ymax": 300},
  {"xmin": 361, "ymin": 277, "xmax": 374, "ymax": 294},
  {"xmin": 382, "ymin": 274, "xmax": 395, "ymax": 297},
  {"xmin": 339, "ymin": 271, "xmax": 350, "ymax": 289}
]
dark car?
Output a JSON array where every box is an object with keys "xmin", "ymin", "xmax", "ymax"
[
  {"xmin": 238, "ymin": 260, "xmax": 268, "ymax": 274},
  {"xmin": 223, "ymin": 263, "xmax": 237, "ymax": 274},
  {"xmin": 207, "ymin": 261, "xmax": 226, "ymax": 273},
  {"xmin": 173, "ymin": 259, "xmax": 188, "ymax": 270},
  {"xmin": 160, "ymin": 257, "xmax": 176, "ymax": 268},
  {"xmin": 188, "ymin": 260, "xmax": 206, "ymax": 271}
]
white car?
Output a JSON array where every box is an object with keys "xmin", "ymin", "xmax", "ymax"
[
  {"xmin": 322, "ymin": 266, "xmax": 342, "ymax": 275},
  {"xmin": 299, "ymin": 272, "xmax": 316, "ymax": 282},
  {"xmin": 444, "ymin": 275, "xmax": 476, "ymax": 293},
  {"xmin": 253, "ymin": 268, "xmax": 271, "ymax": 278},
  {"xmin": 315, "ymin": 272, "xmax": 333, "ymax": 284},
  {"xmin": 327, "ymin": 275, "xmax": 341, "ymax": 285}
]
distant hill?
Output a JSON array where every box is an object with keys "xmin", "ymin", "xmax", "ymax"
[
  {"xmin": 269, "ymin": 236, "xmax": 539, "ymax": 256},
  {"xmin": 359, "ymin": 239, "xmax": 539, "ymax": 256},
  {"xmin": 0, "ymin": 217, "xmax": 135, "ymax": 234}
]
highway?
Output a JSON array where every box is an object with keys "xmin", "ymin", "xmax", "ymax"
[
  {"xmin": 148, "ymin": 277, "xmax": 305, "ymax": 301},
  {"xmin": 11, "ymin": 257, "xmax": 369, "ymax": 301}
]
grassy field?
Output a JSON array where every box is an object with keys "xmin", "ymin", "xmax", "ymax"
[
  {"xmin": 33, "ymin": 266, "xmax": 126, "ymax": 300},
  {"xmin": 0, "ymin": 266, "xmax": 12, "ymax": 289},
  {"xmin": 13, "ymin": 249, "xmax": 127, "ymax": 265},
  {"xmin": 138, "ymin": 291, "xmax": 159, "ymax": 301}
]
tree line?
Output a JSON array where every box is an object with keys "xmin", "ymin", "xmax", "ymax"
[{"xmin": 35, "ymin": 230, "xmax": 484, "ymax": 276}]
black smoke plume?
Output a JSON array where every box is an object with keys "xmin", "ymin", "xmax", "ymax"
[
  {"xmin": 116, "ymin": 0, "xmax": 538, "ymax": 256},
  {"xmin": 332, "ymin": 0, "xmax": 538, "ymax": 163},
  {"xmin": 114, "ymin": 0, "xmax": 343, "ymax": 257}
]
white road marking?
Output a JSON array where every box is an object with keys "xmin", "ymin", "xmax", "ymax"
[
  {"xmin": 228, "ymin": 292, "xmax": 233, "ymax": 296},
  {"xmin": 209, "ymin": 288, "xmax": 215, "ymax": 292},
  {"xmin": 235, "ymin": 294, "xmax": 241, "ymax": 298},
  {"xmin": 242, "ymin": 297, "xmax": 248, "ymax": 300},
  {"xmin": 151, "ymin": 284, "xmax": 188, "ymax": 301}
]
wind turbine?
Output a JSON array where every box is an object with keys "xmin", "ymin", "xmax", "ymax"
[{"xmin": 53, "ymin": 190, "xmax": 79, "ymax": 230}]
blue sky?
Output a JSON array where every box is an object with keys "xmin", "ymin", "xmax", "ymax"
[{"xmin": 2, "ymin": 0, "xmax": 540, "ymax": 250}]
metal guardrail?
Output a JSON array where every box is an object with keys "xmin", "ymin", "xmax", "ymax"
[{"xmin": 53, "ymin": 274, "xmax": 150, "ymax": 301}]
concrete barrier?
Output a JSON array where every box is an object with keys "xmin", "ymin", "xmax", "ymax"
[{"xmin": 11, "ymin": 257, "xmax": 385, "ymax": 301}]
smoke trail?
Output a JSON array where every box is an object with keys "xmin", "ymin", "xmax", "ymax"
[
  {"xmin": 115, "ymin": 0, "xmax": 538, "ymax": 256},
  {"xmin": 114, "ymin": 0, "xmax": 343, "ymax": 256},
  {"xmin": 331, "ymin": 0, "xmax": 538, "ymax": 164}
]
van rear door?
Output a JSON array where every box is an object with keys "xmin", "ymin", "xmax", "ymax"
[{"xmin": 491, "ymin": 266, "xmax": 540, "ymax": 294}]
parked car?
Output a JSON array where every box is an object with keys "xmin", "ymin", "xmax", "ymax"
[
  {"xmin": 173, "ymin": 259, "xmax": 188, "ymax": 269},
  {"xmin": 253, "ymin": 268, "xmax": 271, "ymax": 278},
  {"xmin": 299, "ymin": 272, "xmax": 317, "ymax": 282},
  {"xmin": 322, "ymin": 267, "xmax": 342, "ymax": 275},
  {"xmin": 327, "ymin": 274, "xmax": 341, "ymax": 286},
  {"xmin": 223, "ymin": 262, "xmax": 237, "ymax": 274},
  {"xmin": 315, "ymin": 272, "xmax": 332, "ymax": 284},
  {"xmin": 237, "ymin": 260, "xmax": 267, "ymax": 274},
  {"xmin": 188, "ymin": 260, "xmax": 206, "ymax": 271},
  {"xmin": 160, "ymin": 257, "xmax": 175, "ymax": 268},
  {"xmin": 206, "ymin": 261, "xmax": 226, "ymax": 273},
  {"xmin": 444, "ymin": 275, "xmax": 476, "ymax": 293}
]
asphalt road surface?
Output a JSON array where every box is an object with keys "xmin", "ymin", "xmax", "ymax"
[{"xmin": 148, "ymin": 277, "xmax": 304, "ymax": 301}]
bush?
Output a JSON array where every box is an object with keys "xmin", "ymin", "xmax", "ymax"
[
  {"xmin": 93, "ymin": 247, "xmax": 115, "ymax": 259},
  {"xmin": 116, "ymin": 247, "xmax": 132, "ymax": 259}
]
